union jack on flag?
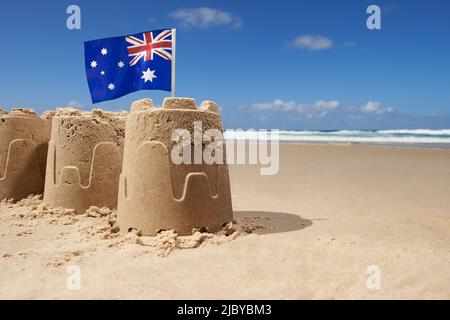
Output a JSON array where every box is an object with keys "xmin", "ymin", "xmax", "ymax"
[
  {"xmin": 126, "ymin": 30, "xmax": 173, "ymax": 66},
  {"xmin": 84, "ymin": 29, "xmax": 174, "ymax": 103}
]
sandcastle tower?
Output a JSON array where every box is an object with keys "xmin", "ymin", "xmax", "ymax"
[
  {"xmin": 117, "ymin": 97, "xmax": 233, "ymax": 235},
  {"xmin": 0, "ymin": 108, "xmax": 53, "ymax": 201},
  {"xmin": 43, "ymin": 108, "xmax": 127, "ymax": 213}
]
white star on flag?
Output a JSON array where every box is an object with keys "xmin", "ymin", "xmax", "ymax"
[
  {"xmin": 118, "ymin": 61, "xmax": 125, "ymax": 68},
  {"xmin": 101, "ymin": 48, "xmax": 108, "ymax": 55},
  {"xmin": 100, "ymin": 71, "xmax": 105, "ymax": 75},
  {"xmin": 141, "ymin": 68, "xmax": 157, "ymax": 83},
  {"xmin": 90, "ymin": 61, "xmax": 97, "ymax": 68},
  {"xmin": 108, "ymin": 83, "xmax": 115, "ymax": 90}
]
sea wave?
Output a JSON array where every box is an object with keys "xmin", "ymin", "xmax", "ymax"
[
  {"xmin": 224, "ymin": 129, "xmax": 450, "ymax": 144},
  {"xmin": 378, "ymin": 129, "xmax": 450, "ymax": 136}
]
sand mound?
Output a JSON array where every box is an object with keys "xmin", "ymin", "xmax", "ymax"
[
  {"xmin": 138, "ymin": 226, "xmax": 239, "ymax": 257},
  {"xmin": 2, "ymin": 195, "xmax": 79, "ymax": 225},
  {"xmin": 0, "ymin": 194, "xmax": 256, "ymax": 259},
  {"xmin": 81, "ymin": 205, "xmax": 240, "ymax": 257}
]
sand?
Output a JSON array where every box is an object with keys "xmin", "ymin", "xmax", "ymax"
[
  {"xmin": 43, "ymin": 108, "xmax": 127, "ymax": 213},
  {"xmin": 118, "ymin": 98, "xmax": 232, "ymax": 236},
  {"xmin": 0, "ymin": 143, "xmax": 449, "ymax": 299},
  {"xmin": 0, "ymin": 108, "xmax": 52, "ymax": 201}
]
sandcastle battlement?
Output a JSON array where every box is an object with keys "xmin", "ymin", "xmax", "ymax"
[
  {"xmin": 43, "ymin": 108, "xmax": 127, "ymax": 213},
  {"xmin": 117, "ymin": 97, "xmax": 233, "ymax": 236},
  {"xmin": 130, "ymin": 97, "xmax": 220, "ymax": 113},
  {"xmin": 0, "ymin": 108, "xmax": 53, "ymax": 201}
]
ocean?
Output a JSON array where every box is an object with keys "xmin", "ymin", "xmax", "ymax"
[{"xmin": 224, "ymin": 129, "xmax": 450, "ymax": 147}]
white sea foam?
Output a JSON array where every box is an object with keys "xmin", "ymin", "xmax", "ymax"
[
  {"xmin": 224, "ymin": 129, "xmax": 450, "ymax": 144},
  {"xmin": 378, "ymin": 129, "xmax": 450, "ymax": 136}
]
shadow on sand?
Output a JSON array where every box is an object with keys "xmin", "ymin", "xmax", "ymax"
[{"xmin": 233, "ymin": 211, "xmax": 313, "ymax": 235}]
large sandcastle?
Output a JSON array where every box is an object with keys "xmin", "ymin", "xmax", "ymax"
[
  {"xmin": 0, "ymin": 108, "xmax": 53, "ymax": 201},
  {"xmin": 43, "ymin": 108, "xmax": 127, "ymax": 213},
  {"xmin": 117, "ymin": 97, "xmax": 233, "ymax": 235}
]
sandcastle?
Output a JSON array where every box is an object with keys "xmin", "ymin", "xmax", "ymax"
[
  {"xmin": 117, "ymin": 97, "xmax": 233, "ymax": 235},
  {"xmin": 0, "ymin": 108, "xmax": 53, "ymax": 201},
  {"xmin": 43, "ymin": 108, "xmax": 127, "ymax": 213}
]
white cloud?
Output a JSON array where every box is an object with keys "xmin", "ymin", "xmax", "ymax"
[
  {"xmin": 361, "ymin": 101, "xmax": 395, "ymax": 115},
  {"xmin": 241, "ymin": 99, "xmax": 397, "ymax": 121},
  {"xmin": 169, "ymin": 7, "xmax": 242, "ymax": 28},
  {"xmin": 243, "ymin": 99, "xmax": 339, "ymax": 118},
  {"xmin": 312, "ymin": 100, "xmax": 339, "ymax": 110},
  {"xmin": 300, "ymin": 100, "xmax": 339, "ymax": 118},
  {"xmin": 249, "ymin": 99, "xmax": 297, "ymax": 112},
  {"xmin": 289, "ymin": 35, "xmax": 333, "ymax": 50},
  {"xmin": 361, "ymin": 101, "xmax": 381, "ymax": 113},
  {"xmin": 67, "ymin": 100, "xmax": 82, "ymax": 108}
]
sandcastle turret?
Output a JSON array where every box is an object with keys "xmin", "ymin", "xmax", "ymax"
[
  {"xmin": 117, "ymin": 97, "xmax": 233, "ymax": 235},
  {"xmin": 43, "ymin": 108, "xmax": 127, "ymax": 213},
  {"xmin": 0, "ymin": 108, "xmax": 53, "ymax": 201}
]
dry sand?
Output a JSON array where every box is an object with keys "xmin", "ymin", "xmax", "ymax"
[{"xmin": 0, "ymin": 143, "xmax": 449, "ymax": 299}]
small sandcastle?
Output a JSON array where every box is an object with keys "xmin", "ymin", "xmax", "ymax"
[
  {"xmin": 1, "ymin": 100, "xmax": 233, "ymax": 237},
  {"xmin": 43, "ymin": 108, "xmax": 127, "ymax": 213},
  {"xmin": 0, "ymin": 108, "xmax": 53, "ymax": 201},
  {"xmin": 117, "ymin": 97, "xmax": 233, "ymax": 235}
]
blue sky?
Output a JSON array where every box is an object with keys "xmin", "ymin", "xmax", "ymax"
[{"xmin": 0, "ymin": 0, "xmax": 449, "ymax": 129}]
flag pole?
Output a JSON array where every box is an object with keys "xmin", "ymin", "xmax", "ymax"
[{"xmin": 171, "ymin": 28, "xmax": 176, "ymax": 97}]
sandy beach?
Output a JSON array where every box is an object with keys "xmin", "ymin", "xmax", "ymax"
[{"xmin": 1, "ymin": 143, "xmax": 450, "ymax": 299}]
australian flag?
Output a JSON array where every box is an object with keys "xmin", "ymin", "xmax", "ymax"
[{"xmin": 84, "ymin": 29, "xmax": 173, "ymax": 103}]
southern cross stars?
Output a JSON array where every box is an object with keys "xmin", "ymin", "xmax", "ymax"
[
  {"xmin": 92, "ymin": 49, "xmax": 155, "ymax": 92},
  {"xmin": 141, "ymin": 68, "xmax": 157, "ymax": 83}
]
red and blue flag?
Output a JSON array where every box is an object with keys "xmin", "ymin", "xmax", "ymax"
[{"xmin": 84, "ymin": 29, "xmax": 173, "ymax": 103}]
